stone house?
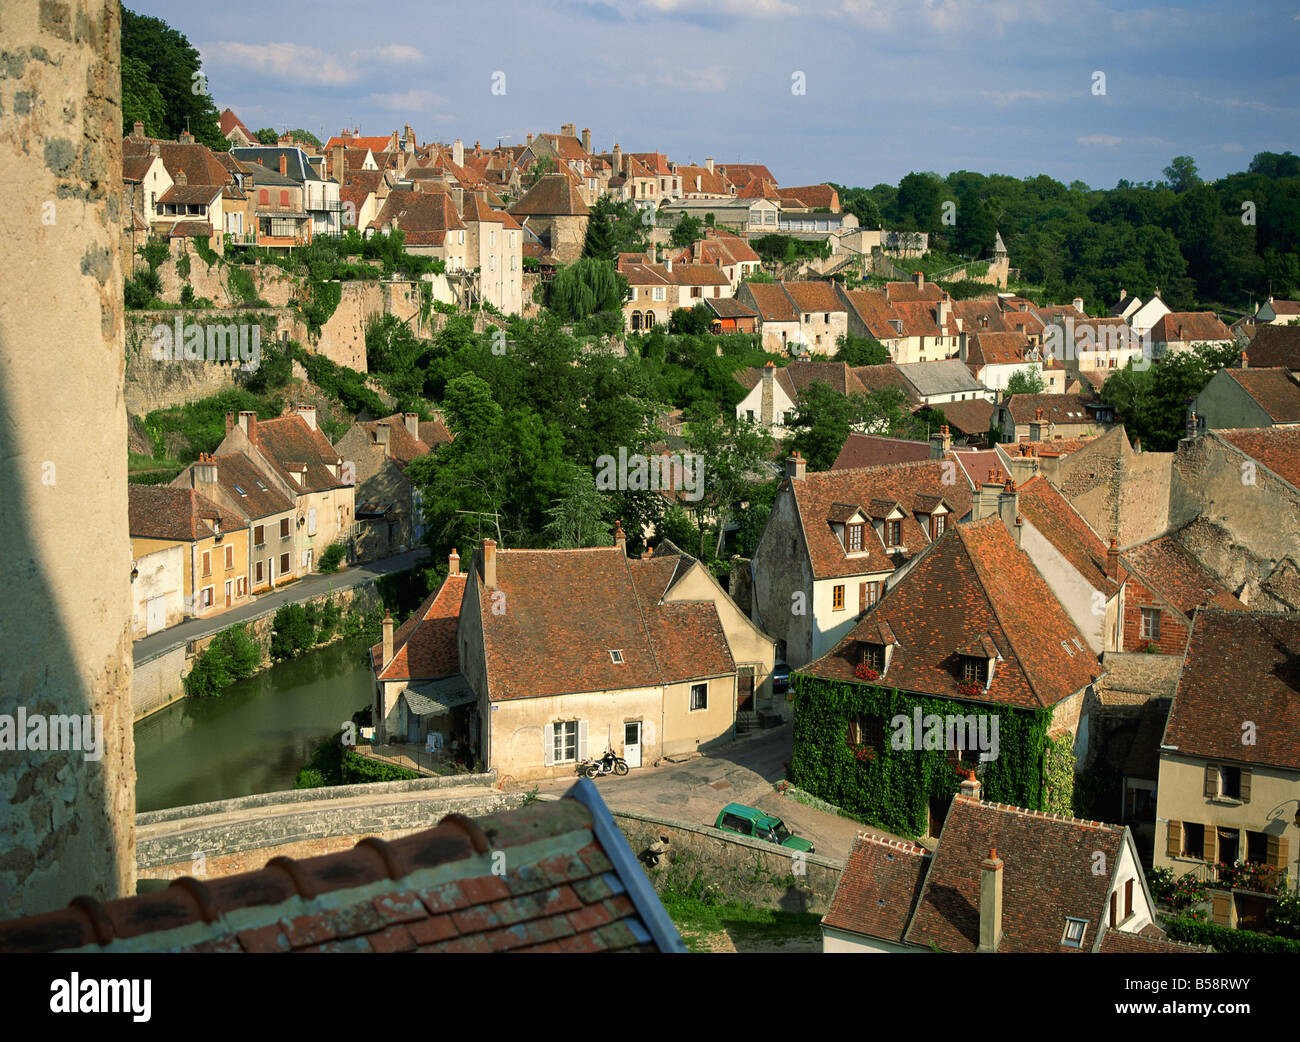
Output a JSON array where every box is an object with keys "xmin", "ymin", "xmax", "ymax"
[
  {"xmin": 996, "ymin": 393, "xmax": 1114, "ymax": 442},
  {"xmin": 1150, "ymin": 311, "xmax": 1235, "ymax": 358},
  {"xmin": 507, "ymin": 174, "xmax": 589, "ymax": 263},
  {"xmin": 733, "ymin": 360, "xmax": 872, "ymax": 435},
  {"xmin": 785, "ymin": 280, "xmax": 849, "ymax": 354},
  {"xmin": 231, "ymin": 146, "xmax": 342, "ymax": 238},
  {"xmin": 1154, "ymin": 609, "xmax": 1300, "ymax": 924},
  {"xmin": 1252, "ymin": 297, "xmax": 1300, "ymax": 326},
  {"xmin": 372, "ymin": 189, "xmax": 467, "ymax": 269},
  {"xmin": 462, "ymin": 196, "xmax": 524, "ymax": 314},
  {"xmin": 129, "ymin": 538, "xmax": 185, "ymax": 638},
  {"xmin": 736, "ymin": 281, "xmax": 801, "ymax": 353}
]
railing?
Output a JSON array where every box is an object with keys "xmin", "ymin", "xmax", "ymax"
[
  {"xmin": 354, "ymin": 742, "xmax": 477, "ymax": 778},
  {"xmin": 1185, "ymin": 860, "xmax": 1289, "ymax": 895}
]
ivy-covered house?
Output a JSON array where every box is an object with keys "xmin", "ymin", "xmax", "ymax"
[{"xmin": 790, "ymin": 515, "xmax": 1104, "ymax": 838}]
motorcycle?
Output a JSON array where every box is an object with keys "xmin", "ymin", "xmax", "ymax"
[{"xmin": 577, "ymin": 749, "xmax": 629, "ymax": 778}]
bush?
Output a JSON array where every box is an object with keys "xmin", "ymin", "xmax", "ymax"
[
  {"xmin": 183, "ymin": 623, "xmax": 262, "ymax": 697},
  {"xmin": 270, "ymin": 602, "xmax": 316, "ymax": 660},
  {"xmin": 1163, "ymin": 915, "xmax": 1300, "ymax": 953},
  {"xmin": 341, "ymin": 750, "xmax": 419, "ymax": 784},
  {"xmin": 294, "ymin": 768, "xmax": 326, "ymax": 789},
  {"xmin": 319, "ymin": 542, "xmax": 347, "ymax": 574}
]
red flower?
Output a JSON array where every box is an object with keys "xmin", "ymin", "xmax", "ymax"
[{"xmin": 855, "ymin": 662, "xmax": 880, "ymax": 682}]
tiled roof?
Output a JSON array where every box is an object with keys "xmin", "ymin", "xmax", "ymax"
[
  {"xmin": 778, "ymin": 184, "xmax": 839, "ymax": 210},
  {"xmin": 121, "ymin": 153, "xmax": 156, "ymax": 182},
  {"xmin": 821, "ymin": 834, "xmax": 930, "ymax": 942},
  {"xmin": 905, "ymin": 796, "xmax": 1125, "ymax": 953},
  {"xmin": 325, "ymin": 134, "xmax": 396, "ymax": 154},
  {"xmin": 245, "ymin": 413, "xmax": 346, "ymax": 494},
  {"xmin": 0, "ymin": 784, "xmax": 683, "ymax": 953},
  {"xmin": 219, "ymin": 108, "xmax": 252, "ymax": 138},
  {"xmin": 743, "ymin": 282, "xmax": 798, "ymax": 322},
  {"xmin": 717, "ymin": 163, "xmax": 777, "ymax": 188},
  {"xmin": 851, "ymin": 364, "xmax": 922, "ymax": 407},
  {"xmin": 788, "ymin": 459, "xmax": 973, "ymax": 582},
  {"xmin": 1221, "ymin": 367, "xmax": 1300, "ymax": 422},
  {"xmin": 704, "ymin": 297, "xmax": 757, "ymax": 320},
  {"xmin": 1246, "ymin": 324, "xmax": 1300, "ymax": 370},
  {"xmin": 1017, "ymin": 475, "xmax": 1120, "ymax": 595},
  {"xmin": 738, "ymin": 179, "xmax": 781, "ymax": 200},
  {"xmin": 799, "ymin": 517, "xmax": 1101, "ymax": 709},
  {"xmin": 785, "ymin": 280, "xmax": 845, "ymax": 314},
  {"xmin": 1215, "ymin": 426, "xmax": 1300, "ymax": 489},
  {"xmin": 418, "ymin": 419, "xmax": 454, "ymax": 449},
  {"xmin": 158, "ymin": 183, "xmax": 222, "ymax": 206},
  {"xmin": 839, "ymin": 289, "xmax": 902, "ymax": 341},
  {"xmin": 1004, "ymin": 393, "xmax": 1100, "ymax": 425},
  {"xmin": 966, "ymin": 332, "xmax": 1032, "ymax": 368},
  {"xmin": 1163, "ymin": 608, "xmax": 1300, "ymax": 771},
  {"xmin": 508, "ymin": 174, "xmax": 589, "ymax": 216},
  {"xmin": 123, "ymin": 137, "xmax": 231, "ymax": 188},
  {"xmin": 203, "ymin": 452, "xmax": 294, "ymax": 521},
  {"xmin": 952, "ymin": 298, "xmax": 1009, "ymax": 333},
  {"xmin": 352, "ymin": 415, "xmax": 435, "ymax": 467},
  {"xmin": 670, "ymin": 263, "xmax": 729, "ymax": 287},
  {"xmin": 1098, "ymin": 926, "xmax": 1204, "ymax": 953},
  {"xmin": 374, "ymin": 572, "xmax": 467, "ymax": 681},
  {"xmin": 463, "ymin": 194, "xmax": 521, "ymax": 230},
  {"xmin": 128, "ymin": 484, "xmax": 246, "ymax": 542},
  {"xmin": 831, "ymin": 434, "xmax": 931, "ymax": 470},
  {"xmin": 1151, "ymin": 311, "xmax": 1233, "ymax": 343},
  {"xmin": 1120, "ymin": 534, "xmax": 1245, "ymax": 620},
  {"xmin": 951, "ymin": 448, "xmax": 1006, "ymax": 489},
  {"xmin": 936, "ymin": 398, "xmax": 995, "ymax": 436},
  {"xmin": 374, "ymin": 189, "xmax": 465, "ymax": 237},
  {"xmin": 475, "ymin": 546, "xmax": 733, "ymax": 701},
  {"xmin": 885, "ymin": 278, "xmax": 944, "ymax": 304},
  {"xmin": 675, "ymin": 164, "xmax": 732, "ymax": 196}
]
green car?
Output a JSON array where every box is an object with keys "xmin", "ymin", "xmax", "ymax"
[{"xmin": 714, "ymin": 803, "xmax": 814, "ymax": 853}]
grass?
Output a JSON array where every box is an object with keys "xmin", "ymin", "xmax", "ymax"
[{"xmin": 660, "ymin": 890, "xmax": 823, "ymax": 953}]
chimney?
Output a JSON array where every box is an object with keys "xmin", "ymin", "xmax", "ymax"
[
  {"xmin": 149, "ymin": 141, "xmax": 160, "ymax": 158},
  {"xmin": 132, "ymin": 120, "xmax": 144, "ymax": 138},
  {"xmin": 525, "ymin": 132, "xmax": 533, "ymax": 147},
  {"xmin": 647, "ymin": 242, "xmax": 656, "ymax": 264},
  {"xmin": 561, "ymin": 122, "xmax": 575, "ymax": 138},
  {"xmin": 374, "ymin": 421, "xmax": 391, "ymax": 455},
  {"xmin": 929, "ymin": 423, "xmax": 951, "ymax": 460},
  {"xmin": 453, "ymin": 137, "xmax": 464, "ymax": 167},
  {"xmin": 614, "ymin": 520, "xmax": 627, "ymax": 553},
  {"xmin": 959, "ymin": 771, "xmax": 981, "ymax": 801},
  {"xmin": 998, "ymin": 478, "xmax": 1018, "ymax": 534},
  {"xmin": 404, "ymin": 412, "xmax": 420, "ymax": 439},
  {"xmin": 612, "ymin": 143, "xmax": 622, "ymax": 174},
  {"xmin": 1239, "ymin": 350, "xmax": 1248, "ymax": 369},
  {"xmin": 937, "ymin": 297, "xmax": 950, "ymax": 328},
  {"xmin": 225, "ymin": 413, "xmax": 235, "ymax": 437},
  {"xmin": 973, "ymin": 468, "xmax": 1003, "ymax": 521},
  {"xmin": 581, "ymin": 127, "xmax": 591, "ymax": 153},
  {"xmin": 913, "ymin": 271, "xmax": 924, "ymax": 290},
  {"xmin": 665, "ymin": 257, "xmax": 673, "ymax": 274},
  {"xmin": 1073, "ymin": 296, "xmax": 1085, "ymax": 314},
  {"xmin": 482, "ymin": 538, "xmax": 497, "ymax": 588},
  {"xmin": 1013, "ymin": 514, "xmax": 1024, "ymax": 548},
  {"xmin": 1185, "ymin": 409, "xmax": 1200, "ymax": 441},
  {"xmin": 786, "ymin": 451, "xmax": 806, "ymax": 481},
  {"xmin": 332, "ymin": 143, "xmax": 344, "ymax": 177},
  {"xmin": 296, "ymin": 405, "xmax": 317, "ymax": 431},
  {"xmin": 192, "ymin": 452, "xmax": 219, "ymax": 489},
  {"xmin": 448, "ymin": 549, "xmax": 459, "ymax": 576},
  {"xmin": 1118, "ymin": 287, "xmax": 1125, "ymax": 303},
  {"xmin": 978, "ymin": 848, "xmax": 1004, "ymax": 953},
  {"xmin": 237, "ymin": 411, "xmax": 257, "ymax": 439},
  {"xmin": 1107, "ymin": 538, "xmax": 1119, "ymax": 581},
  {"xmin": 382, "ymin": 613, "xmax": 394, "ymax": 668},
  {"xmin": 278, "ymin": 153, "xmax": 288, "ymax": 177},
  {"xmin": 179, "ymin": 130, "xmax": 194, "ymax": 144},
  {"xmin": 706, "ymin": 157, "xmax": 714, "ymax": 174}
]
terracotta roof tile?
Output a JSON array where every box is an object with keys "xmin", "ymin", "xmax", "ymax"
[
  {"xmin": 1246, "ymin": 324, "xmax": 1300, "ymax": 370},
  {"xmin": 128, "ymin": 484, "xmax": 246, "ymax": 542},
  {"xmin": 831, "ymin": 434, "xmax": 932, "ymax": 470},
  {"xmin": 821, "ymin": 834, "xmax": 931, "ymax": 941},
  {"xmin": 1120, "ymin": 534, "xmax": 1245, "ymax": 620},
  {"xmin": 1151, "ymin": 311, "xmax": 1233, "ymax": 343},
  {"xmin": 1215, "ymin": 426, "xmax": 1300, "ymax": 489},
  {"xmin": 1222, "ymin": 367, "xmax": 1300, "ymax": 422}
]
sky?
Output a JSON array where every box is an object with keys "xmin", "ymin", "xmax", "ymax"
[{"xmin": 135, "ymin": 0, "xmax": 1300, "ymax": 189}]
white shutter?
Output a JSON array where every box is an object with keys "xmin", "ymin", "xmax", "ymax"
[
  {"xmin": 307, "ymin": 508, "xmax": 317, "ymax": 535},
  {"xmin": 577, "ymin": 721, "xmax": 588, "ymax": 761},
  {"xmin": 543, "ymin": 723, "xmax": 554, "ymax": 767}
]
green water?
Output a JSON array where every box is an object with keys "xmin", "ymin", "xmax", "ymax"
[{"xmin": 133, "ymin": 640, "xmax": 374, "ymax": 813}]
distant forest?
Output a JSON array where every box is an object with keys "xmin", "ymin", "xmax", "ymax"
[{"xmin": 833, "ymin": 154, "xmax": 1300, "ymax": 315}]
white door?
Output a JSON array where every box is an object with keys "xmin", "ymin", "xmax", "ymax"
[
  {"xmin": 623, "ymin": 721, "xmax": 642, "ymax": 769},
  {"xmin": 145, "ymin": 596, "xmax": 166, "ymax": 635}
]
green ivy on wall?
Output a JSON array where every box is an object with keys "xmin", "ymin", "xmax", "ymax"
[{"xmin": 789, "ymin": 673, "xmax": 1054, "ymax": 837}]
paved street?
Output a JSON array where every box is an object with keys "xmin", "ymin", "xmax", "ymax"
[
  {"xmin": 535, "ymin": 724, "xmax": 909, "ymax": 862},
  {"xmin": 132, "ymin": 548, "xmax": 430, "ymax": 666}
]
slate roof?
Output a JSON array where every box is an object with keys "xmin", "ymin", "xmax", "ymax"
[
  {"xmin": 128, "ymin": 484, "xmax": 246, "ymax": 542},
  {"xmin": 1215, "ymin": 426, "xmax": 1300, "ymax": 489},
  {"xmin": 1246, "ymin": 324, "xmax": 1300, "ymax": 370},
  {"xmin": 831, "ymin": 434, "xmax": 932, "ymax": 470},
  {"xmin": 373, "ymin": 571, "xmax": 467, "ymax": 681},
  {"xmin": 1162, "ymin": 608, "xmax": 1300, "ymax": 771},
  {"xmin": 799, "ymin": 517, "xmax": 1101, "ymax": 709},
  {"xmin": 896, "ymin": 360, "xmax": 986, "ymax": 398},
  {"xmin": 786, "ymin": 459, "xmax": 974, "ymax": 582},
  {"xmin": 821, "ymin": 835, "xmax": 931, "ymax": 942},
  {"xmin": 1221, "ymin": 367, "xmax": 1300, "ymax": 422},
  {"xmin": 1120, "ymin": 534, "xmax": 1245, "ymax": 620},
  {"xmin": 1151, "ymin": 311, "xmax": 1233, "ymax": 343},
  {"xmin": 508, "ymin": 175, "xmax": 590, "ymax": 217},
  {"xmin": 474, "ymin": 545, "xmax": 734, "ymax": 701},
  {"xmin": 231, "ymin": 146, "xmax": 324, "ymax": 184},
  {"xmin": 0, "ymin": 783, "xmax": 684, "ymax": 953},
  {"xmin": 1017, "ymin": 475, "xmax": 1121, "ymax": 595}
]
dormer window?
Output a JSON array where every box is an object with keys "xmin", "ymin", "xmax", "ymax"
[
  {"xmin": 962, "ymin": 658, "xmax": 986, "ymax": 685},
  {"xmin": 1061, "ymin": 918, "xmax": 1087, "ymax": 947},
  {"xmin": 847, "ymin": 523, "xmax": 864, "ymax": 552},
  {"xmin": 931, "ymin": 513, "xmax": 946, "ymax": 540},
  {"xmin": 861, "ymin": 644, "xmax": 884, "ymax": 673},
  {"xmin": 887, "ymin": 520, "xmax": 902, "ymax": 547}
]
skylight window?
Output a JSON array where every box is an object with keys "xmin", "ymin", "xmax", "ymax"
[
  {"xmin": 1072, "ymin": 637, "xmax": 1084, "ymax": 651},
  {"xmin": 255, "ymin": 480, "xmax": 267, "ymax": 490},
  {"xmin": 233, "ymin": 484, "xmax": 247, "ymax": 496},
  {"xmin": 1061, "ymin": 640, "xmax": 1075, "ymax": 657},
  {"xmin": 1061, "ymin": 918, "xmax": 1087, "ymax": 947},
  {"xmin": 609, "ymin": 650, "xmax": 624, "ymax": 664}
]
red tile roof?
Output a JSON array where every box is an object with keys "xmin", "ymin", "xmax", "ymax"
[
  {"xmin": 128, "ymin": 484, "xmax": 247, "ymax": 542},
  {"xmin": 832, "ymin": 434, "xmax": 932, "ymax": 470},
  {"xmin": 1221, "ymin": 367, "xmax": 1300, "ymax": 422},
  {"xmin": 1004, "ymin": 393, "xmax": 1100, "ymax": 425},
  {"xmin": 1017, "ymin": 475, "xmax": 1120, "ymax": 595},
  {"xmin": 800, "ymin": 517, "xmax": 1101, "ymax": 709},
  {"xmin": 885, "ymin": 278, "xmax": 944, "ymax": 304},
  {"xmin": 1151, "ymin": 311, "xmax": 1233, "ymax": 343},
  {"xmin": 778, "ymin": 184, "xmax": 840, "ymax": 210},
  {"xmin": 244, "ymin": 413, "xmax": 346, "ymax": 495},
  {"xmin": 1246, "ymin": 324, "xmax": 1300, "ymax": 370},
  {"xmin": 1215, "ymin": 426, "xmax": 1300, "ymax": 489},
  {"xmin": 373, "ymin": 189, "xmax": 465, "ymax": 240},
  {"xmin": 966, "ymin": 331, "xmax": 1032, "ymax": 368},
  {"xmin": 1120, "ymin": 534, "xmax": 1245, "ymax": 620},
  {"xmin": 821, "ymin": 834, "xmax": 931, "ymax": 942},
  {"xmin": 1163, "ymin": 608, "xmax": 1300, "ymax": 771},
  {"xmin": 508, "ymin": 174, "xmax": 589, "ymax": 217},
  {"xmin": 851, "ymin": 364, "xmax": 921, "ymax": 407},
  {"xmin": 742, "ymin": 282, "xmax": 798, "ymax": 322},
  {"xmin": 374, "ymin": 571, "xmax": 467, "ymax": 681},
  {"xmin": 785, "ymin": 280, "xmax": 845, "ymax": 314},
  {"xmin": 0, "ymin": 786, "xmax": 682, "ymax": 953},
  {"xmin": 936, "ymin": 398, "xmax": 995, "ymax": 436}
]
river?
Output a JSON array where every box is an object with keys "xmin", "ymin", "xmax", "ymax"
[{"xmin": 133, "ymin": 640, "xmax": 374, "ymax": 813}]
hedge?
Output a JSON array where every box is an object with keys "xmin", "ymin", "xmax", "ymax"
[
  {"xmin": 1162, "ymin": 915, "xmax": 1300, "ymax": 954},
  {"xmin": 341, "ymin": 750, "xmax": 418, "ymax": 783}
]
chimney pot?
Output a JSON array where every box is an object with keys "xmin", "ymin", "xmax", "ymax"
[
  {"xmin": 279, "ymin": 153, "xmax": 287, "ymax": 176},
  {"xmin": 978, "ymin": 846, "xmax": 1004, "ymax": 953},
  {"xmin": 614, "ymin": 520, "xmax": 627, "ymax": 552},
  {"xmin": 1107, "ymin": 538, "xmax": 1120, "ymax": 581},
  {"xmin": 786, "ymin": 451, "xmax": 806, "ymax": 481}
]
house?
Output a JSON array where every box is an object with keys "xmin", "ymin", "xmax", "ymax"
[
  {"xmin": 750, "ymin": 454, "xmax": 973, "ymax": 668},
  {"xmin": 1154, "ymin": 608, "xmax": 1300, "ymax": 925},
  {"xmin": 462, "ymin": 196, "xmax": 524, "ymax": 314},
  {"xmin": 1245, "ymin": 324, "xmax": 1300, "ymax": 376},
  {"xmin": 1189, "ymin": 365, "xmax": 1300, "ymax": 430},
  {"xmin": 170, "ymin": 451, "xmax": 297, "ymax": 594},
  {"xmin": 895, "ymin": 359, "xmax": 989, "ymax": 407},
  {"xmin": 237, "ymin": 157, "xmax": 312, "ymax": 251},
  {"xmin": 333, "ymin": 414, "xmax": 436, "ymax": 561},
  {"xmin": 1251, "ymin": 296, "xmax": 1300, "ymax": 326},
  {"xmin": 453, "ymin": 534, "xmax": 776, "ymax": 780},
  {"xmin": 1150, "ymin": 311, "xmax": 1235, "ymax": 358},
  {"xmin": 1117, "ymin": 532, "xmax": 1246, "ymax": 654},
  {"xmin": 831, "ymin": 433, "xmax": 932, "ymax": 471},
  {"xmin": 674, "ymin": 159, "xmax": 733, "ymax": 200},
  {"xmin": 823, "ymin": 776, "xmax": 1195, "ymax": 953},
  {"xmin": 231, "ymin": 146, "xmax": 342, "ymax": 239},
  {"xmin": 219, "ymin": 108, "xmax": 255, "ymax": 148},
  {"xmin": 372, "ymin": 189, "xmax": 467, "ymax": 268},
  {"xmin": 1110, "ymin": 290, "xmax": 1171, "ymax": 338},
  {"xmin": 216, "ymin": 408, "xmax": 355, "ymax": 575},
  {"xmin": 997, "ymin": 393, "xmax": 1114, "ymax": 442},
  {"xmin": 506, "ymin": 174, "xmax": 589, "ymax": 263},
  {"xmin": 670, "ymin": 229, "xmax": 761, "ymax": 289},
  {"xmin": 337, "ymin": 169, "xmax": 388, "ymax": 234},
  {"xmin": 736, "ymin": 281, "xmax": 801, "ymax": 353},
  {"xmin": 733, "ymin": 360, "xmax": 873, "ymax": 434},
  {"xmin": 935, "ymin": 398, "xmax": 996, "ymax": 444},
  {"xmin": 963, "ymin": 331, "xmax": 1040, "ymax": 392},
  {"xmin": 129, "ymin": 530, "xmax": 185, "ymax": 638},
  {"xmin": 703, "ymin": 297, "xmax": 758, "ymax": 334},
  {"xmin": 128, "ymin": 483, "xmax": 251, "ymax": 621},
  {"xmin": 122, "ymin": 126, "xmax": 236, "ymax": 252},
  {"xmin": 0, "ymin": 779, "xmax": 686, "ymax": 953},
  {"xmin": 659, "ymin": 196, "xmax": 780, "ymax": 234},
  {"xmin": 785, "ymin": 281, "xmax": 849, "ymax": 354}
]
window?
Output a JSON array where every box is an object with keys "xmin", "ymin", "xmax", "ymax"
[
  {"xmin": 931, "ymin": 514, "xmax": 946, "ymax": 540},
  {"xmin": 489, "ymin": 229, "xmax": 496, "ymax": 247},
  {"xmin": 962, "ymin": 658, "xmax": 987, "ymax": 686},
  {"xmin": 653, "ymin": 287, "xmax": 666, "ymax": 302},
  {"xmin": 1124, "ymin": 878, "xmax": 1133, "ymax": 918},
  {"xmin": 279, "ymin": 552, "xmax": 290, "ymax": 575},
  {"xmin": 280, "ymin": 190, "xmax": 289, "ymax": 207},
  {"xmin": 1218, "ymin": 765, "xmax": 1241, "ymax": 799},
  {"xmin": 690, "ymin": 683, "xmax": 707, "ymax": 711},
  {"xmin": 255, "ymin": 560, "xmax": 264, "ymax": 583},
  {"xmin": 280, "ymin": 518, "xmax": 290, "ymax": 539},
  {"xmin": 609, "ymin": 650, "xmax": 624, "ymax": 664},
  {"xmin": 860, "ymin": 644, "xmax": 883, "ymax": 673},
  {"xmin": 201, "ymin": 550, "xmax": 211, "ymax": 577},
  {"xmin": 489, "ymin": 255, "xmax": 495, "ymax": 272},
  {"xmin": 832, "ymin": 584, "xmax": 845, "ymax": 611},
  {"xmin": 1061, "ymin": 918, "xmax": 1087, "ymax": 947},
  {"xmin": 224, "ymin": 545, "xmax": 234, "ymax": 570},
  {"xmin": 746, "ymin": 410, "xmax": 755, "ymax": 421},
  {"xmin": 1140, "ymin": 608, "xmax": 1160, "ymax": 641},
  {"xmin": 1183, "ymin": 822, "xmax": 1205, "ymax": 859},
  {"xmin": 1109, "ymin": 891, "xmax": 1118, "ymax": 928},
  {"xmin": 553, "ymin": 721, "xmax": 579, "ymax": 763},
  {"xmin": 847, "ymin": 523, "xmax": 863, "ymax": 552},
  {"xmin": 861, "ymin": 581, "xmax": 880, "ymax": 612},
  {"xmin": 848, "ymin": 713, "xmax": 884, "ymax": 747},
  {"xmin": 254, "ymin": 524, "xmax": 265, "ymax": 547},
  {"xmin": 887, "ymin": 520, "xmax": 902, "ymax": 547}
]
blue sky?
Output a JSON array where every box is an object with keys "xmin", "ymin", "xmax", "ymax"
[{"xmin": 137, "ymin": 0, "xmax": 1300, "ymax": 189}]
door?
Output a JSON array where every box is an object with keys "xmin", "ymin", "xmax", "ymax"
[
  {"xmin": 737, "ymin": 667, "xmax": 755, "ymax": 712},
  {"xmin": 145, "ymin": 596, "xmax": 165, "ymax": 635},
  {"xmin": 623, "ymin": 721, "xmax": 642, "ymax": 769},
  {"xmin": 224, "ymin": 580, "xmax": 233, "ymax": 608}
]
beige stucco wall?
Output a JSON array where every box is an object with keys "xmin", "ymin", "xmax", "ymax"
[
  {"xmin": 0, "ymin": 0, "xmax": 136, "ymax": 918},
  {"xmin": 130, "ymin": 542, "xmax": 185, "ymax": 638}
]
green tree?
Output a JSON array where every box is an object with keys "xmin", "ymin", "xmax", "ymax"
[
  {"xmin": 670, "ymin": 213, "xmax": 705, "ymax": 248},
  {"xmin": 122, "ymin": 7, "xmax": 225, "ymax": 149},
  {"xmin": 544, "ymin": 259, "xmax": 628, "ymax": 321},
  {"xmin": 682, "ymin": 408, "xmax": 776, "ymax": 558},
  {"xmin": 543, "ymin": 465, "xmax": 614, "ymax": 548},
  {"xmin": 253, "ymin": 128, "xmax": 280, "ymax": 145},
  {"xmin": 833, "ymin": 334, "xmax": 889, "ymax": 366},
  {"xmin": 1005, "ymin": 367, "xmax": 1045, "ymax": 395},
  {"xmin": 788, "ymin": 383, "xmax": 925, "ymax": 470},
  {"xmin": 121, "ymin": 54, "xmax": 165, "ymax": 138},
  {"xmin": 669, "ymin": 304, "xmax": 712, "ymax": 335},
  {"xmin": 1163, "ymin": 156, "xmax": 1201, "ymax": 193}
]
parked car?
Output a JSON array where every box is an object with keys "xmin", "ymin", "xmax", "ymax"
[
  {"xmin": 714, "ymin": 803, "xmax": 814, "ymax": 852},
  {"xmin": 772, "ymin": 661, "xmax": 790, "ymax": 695}
]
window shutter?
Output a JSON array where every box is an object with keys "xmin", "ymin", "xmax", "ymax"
[
  {"xmin": 1166, "ymin": 822, "xmax": 1183, "ymax": 860},
  {"xmin": 543, "ymin": 724, "xmax": 554, "ymax": 767},
  {"xmin": 1211, "ymin": 892, "xmax": 1232, "ymax": 927},
  {"xmin": 577, "ymin": 721, "xmax": 588, "ymax": 761},
  {"xmin": 1203, "ymin": 764, "xmax": 1218, "ymax": 798},
  {"xmin": 1266, "ymin": 834, "xmax": 1289, "ymax": 870},
  {"xmin": 1109, "ymin": 891, "xmax": 1117, "ymax": 928},
  {"xmin": 1239, "ymin": 768, "xmax": 1252, "ymax": 804},
  {"xmin": 1203, "ymin": 826, "xmax": 1216, "ymax": 865},
  {"xmin": 859, "ymin": 582, "xmax": 867, "ymax": 613}
]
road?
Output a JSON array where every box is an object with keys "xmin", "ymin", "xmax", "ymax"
[{"xmin": 132, "ymin": 548, "xmax": 429, "ymax": 665}]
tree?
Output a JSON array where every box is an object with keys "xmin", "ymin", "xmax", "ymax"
[
  {"xmin": 833, "ymin": 334, "xmax": 889, "ymax": 367},
  {"xmin": 121, "ymin": 54, "xmax": 165, "ymax": 138},
  {"xmin": 543, "ymin": 466, "xmax": 614, "ymax": 548},
  {"xmin": 121, "ymin": 7, "xmax": 225, "ymax": 149},
  {"xmin": 682, "ymin": 409, "xmax": 776, "ymax": 558},
  {"xmin": 669, "ymin": 304, "xmax": 712, "ymax": 335},
  {"xmin": 1005, "ymin": 367, "xmax": 1046, "ymax": 396},
  {"xmin": 788, "ymin": 383, "xmax": 926, "ymax": 471},
  {"xmin": 253, "ymin": 128, "xmax": 280, "ymax": 145},
  {"xmin": 670, "ymin": 213, "xmax": 705, "ymax": 249},
  {"xmin": 581, "ymin": 196, "xmax": 648, "ymax": 261},
  {"xmin": 544, "ymin": 259, "xmax": 628, "ymax": 322},
  {"xmin": 1163, "ymin": 156, "xmax": 1201, "ymax": 193}
]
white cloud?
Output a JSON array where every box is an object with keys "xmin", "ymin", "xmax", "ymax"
[
  {"xmin": 366, "ymin": 89, "xmax": 447, "ymax": 111},
  {"xmin": 199, "ymin": 41, "xmax": 424, "ymax": 87},
  {"xmin": 1076, "ymin": 134, "xmax": 1124, "ymax": 146}
]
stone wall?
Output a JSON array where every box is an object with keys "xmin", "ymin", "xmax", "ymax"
[{"xmin": 613, "ymin": 810, "xmax": 843, "ymax": 914}]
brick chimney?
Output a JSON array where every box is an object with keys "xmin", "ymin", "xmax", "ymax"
[
  {"xmin": 977, "ymin": 848, "xmax": 1004, "ymax": 953},
  {"xmin": 561, "ymin": 122, "xmax": 575, "ymax": 138},
  {"xmin": 614, "ymin": 520, "xmax": 627, "ymax": 553},
  {"xmin": 786, "ymin": 451, "xmax": 806, "ymax": 481},
  {"xmin": 279, "ymin": 153, "xmax": 288, "ymax": 177},
  {"xmin": 1240, "ymin": 350, "xmax": 1248, "ymax": 369},
  {"xmin": 374, "ymin": 421, "xmax": 391, "ymax": 455},
  {"xmin": 179, "ymin": 129, "xmax": 194, "ymax": 144},
  {"xmin": 482, "ymin": 538, "xmax": 497, "ymax": 588},
  {"xmin": 972, "ymin": 468, "xmax": 1004, "ymax": 522},
  {"xmin": 382, "ymin": 612, "xmax": 394, "ymax": 668},
  {"xmin": 237, "ymin": 410, "xmax": 258, "ymax": 440},
  {"xmin": 404, "ymin": 413, "xmax": 420, "ymax": 439},
  {"xmin": 525, "ymin": 132, "xmax": 533, "ymax": 147},
  {"xmin": 612, "ymin": 143, "xmax": 622, "ymax": 174},
  {"xmin": 913, "ymin": 271, "xmax": 924, "ymax": 290},
  {"xmin": 332, "ymin": 144, "xmax": 344, "ymax": 177},
  {"xmin": 581, "ymin": 127, "xmax": 591, "ymax": 153},
  {"xmin": 132, "ymin": 120, "xmax": 144, "ymax": 138},
  {"xmin": 296, "ymin": 405, "xmax": 317, "ymax": 431},
  {"xmin": 959, "ymin": 771, "xmax": 980, "ymax": 800},
  {"xmin": 929, "ymin": 423, "xmax": 951, "ymax": 459},
  {"xmin": 1107, "ymin": 538, "xmax": 1119, "ymax": 581},
  {"xmin": 448, "ymin": 548, "xmax": 459, "ymax": 576}
]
